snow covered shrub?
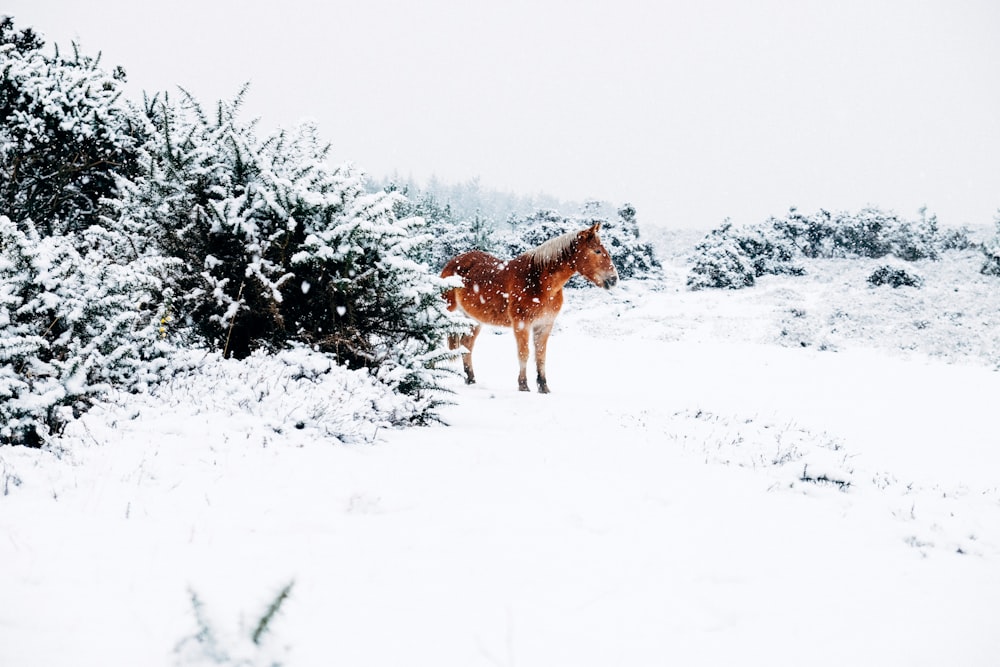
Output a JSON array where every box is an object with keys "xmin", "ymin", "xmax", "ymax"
[
  {"xmin": 883, "ymin": 207, "xmax": 941, "ymax": 261},
  {"xmin": 938, "ymin": 225, "xmax": 975, "ymax": 252},
  {"xmin": 0, "ymin": 217, "xmax": 168, "ymax": 446},
  {"xmin": 588, "ymin": 203, "xmax": 660, "ymax": 280},
  {"xmin": 117, "ymin": 90, "xmax": 456, "ymax": 407},
  {"xmin": 497, "ymin": 203, "xmax": 660, "ymax": 281},
  {"xmin": 980, "ymin": 211, "xmax": 1000, "ymax": 277},
  {"xmin": 829, "ymin": 208, "xmax": 894, "ymax": 258},
  {"xmin": 867, "ymin": 265, "xmax": 923, "ymax": 288},
  {"xmin": 686, "ymin": 224, "xmax": 757, "ymax": 290},
  {"xmin": 686, "ymin": 220, "xmax": 801, "ymax": 290},
  {"xmin": 689, "ymin": 207, "xmax": 951, "ymax": 290},
  {"xmin": 389, "ymin": 186, "xmax": 495, "ymax": 272},
  {"xmin": 0, "ymin": 19, "xmax": 138, "ymax": 235},
  {"xmin": 492, "ymin": 209, "xmax": 566, "ymax": 261}
]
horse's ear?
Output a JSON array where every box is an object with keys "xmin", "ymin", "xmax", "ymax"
[{"xmin": 580, "ymin": 222, "xmax": 601, "ymax": 240}]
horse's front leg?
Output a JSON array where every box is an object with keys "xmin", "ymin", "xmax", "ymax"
[
  {"xmin": 532, "ymin": 319, "xmax": 554, "ymax": 394},
  {"xmin": 514, "ymin": 322, "xmax": 530, "ymax": 391}
]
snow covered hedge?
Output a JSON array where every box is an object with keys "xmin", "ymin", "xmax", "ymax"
[{"xmin": 688, "ymin": 207, "xmax": 964, "ymax": 290}]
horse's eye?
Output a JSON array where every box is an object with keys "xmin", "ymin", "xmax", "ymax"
[{"xmin": 594, "ymin": 249, "xmax": 602, "ymax": 255}]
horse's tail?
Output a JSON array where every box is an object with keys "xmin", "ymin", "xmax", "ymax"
[{"xmin": 440, "ymin": 253, "xmax": 474, "ymax": 313}]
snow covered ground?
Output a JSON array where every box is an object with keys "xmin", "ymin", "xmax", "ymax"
[{"xmin": 2, "ymin": 236, "xmax": 999, "ymax": 666}]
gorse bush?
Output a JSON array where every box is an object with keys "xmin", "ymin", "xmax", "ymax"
[
  {"xmin": 1, "ymin": 21, "xmax": 171, "ymax": 446},
  {"xmin": 0, "ymin": 217, "xmax": 169, "ymax": 446},
  {"xmin": 0, "ymin": 18, "xmax": 138, "ymax": 236},
  {"xmin": 867, "ymin": 265, "xmax": 923, "ymax": 288},
  {"xmin": 688, "ymin": 206, "xmax": 965, "ymax": 290},
  {"xmin": 687, "ymin": 220, "xmax": 803, "ymax": 290},
  {"xmin": 1, "ymin": 19, "xmax": 461, "ymax": 444},
  {"xmin": 116, "ymin": 90, "xmax": 457, "ymax": 400}
]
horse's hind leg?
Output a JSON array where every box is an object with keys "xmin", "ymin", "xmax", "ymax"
[
  {"xmin": 532, "ymin": 319, "xmax": 554, "ymax": 394},
  {"xmin": 453, "ymin": 325, "xmax": 481, "ymax": 384},
  {"xmin": 514, "ymin": 322, "xmax": 531, "ymax": 391}
]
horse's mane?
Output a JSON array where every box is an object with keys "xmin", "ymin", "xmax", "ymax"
[{"xmin": 523, "ymin": 230, "xmax": 578, "ymax": 268}]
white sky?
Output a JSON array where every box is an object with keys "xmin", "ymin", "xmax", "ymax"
[{"xmin": 6, "ymin": 0, "xmax": 999, "ymax": 228}]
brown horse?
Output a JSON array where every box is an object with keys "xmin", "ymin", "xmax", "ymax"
[{"xmin": 441, "ymin": 223, "xmax": 619, "ymax": 393}]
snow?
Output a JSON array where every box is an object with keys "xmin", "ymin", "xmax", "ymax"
[{"xmin": 2, "ymin": 241, "xmax": 1000, "ymax": 666}]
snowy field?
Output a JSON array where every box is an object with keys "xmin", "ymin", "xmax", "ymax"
[{"xmin": 2, "ymin": 234, "xmax": 1000, "ymax": 666}]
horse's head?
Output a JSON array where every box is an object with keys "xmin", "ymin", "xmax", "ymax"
[{"xmin": 574, "ymin": 223, "xmax": 619, "ymax": 289}]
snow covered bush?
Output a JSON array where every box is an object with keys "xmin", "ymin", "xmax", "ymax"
[
  {"xmin": 981, "ymin": 210, "xmax": 1000, "ymax": 277},
  {"xmin": 496, "ymin": 208, "xmax": 572, "ymax": 258},
  {"xmin": 689, "ymin": 207, "xmax": 959, "ymax": 290},
  {"xmin": 867, "ymin": 265, "xmax": 923, "ymax": 288},
  {"xmin": 497, "ymin": 203, "xmax": 661, "ymax": 281},
  {"xmin": 0, "ymin": 19, "xmax": 138, "ymax": 235},
  {"xmin": 388, "ymin": 185, "xmax": 494, "ymax": 272},
  {"xmin": 587, "ymin": 202, "xmax": 661, "ymax": 280},
  {"xmin": 686, "ymin": 224, "xmax": 757, "ymax": 290},
  {"xmin": 0, "ymin": 217, "xmax": 168, "ymax": 446},
  {"xmin": 687, "ymin": 220, "xmax": 802, "ymax": 290},
  {"xmin": 773, "ymin": 206, "xmax": 946, "ymax": 260},
  {"xmin": 116, "ymin": 89, "xmax": 457, "ymax": 410}
]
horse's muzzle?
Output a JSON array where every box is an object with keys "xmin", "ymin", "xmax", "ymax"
[{"xmin": 603, "ymin": 275, "xmax": 618, "ymax": 289}]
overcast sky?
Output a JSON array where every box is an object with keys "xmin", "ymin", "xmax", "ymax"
[{"xmin": 6, "ymin": 0, "xmax": 999, "ymax": 228}]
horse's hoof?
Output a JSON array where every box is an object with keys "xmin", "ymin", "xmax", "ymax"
[
  {"xmin": 518, "ymin": 383, "xmax": 530, "ymax": 392},
  {"xmin": 537, "ymin": 386, "xmax": 550, "ymax": 394},
  {"xmin": 465, "ymin": 377, "xmax": 476, "ymax": 385}
]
